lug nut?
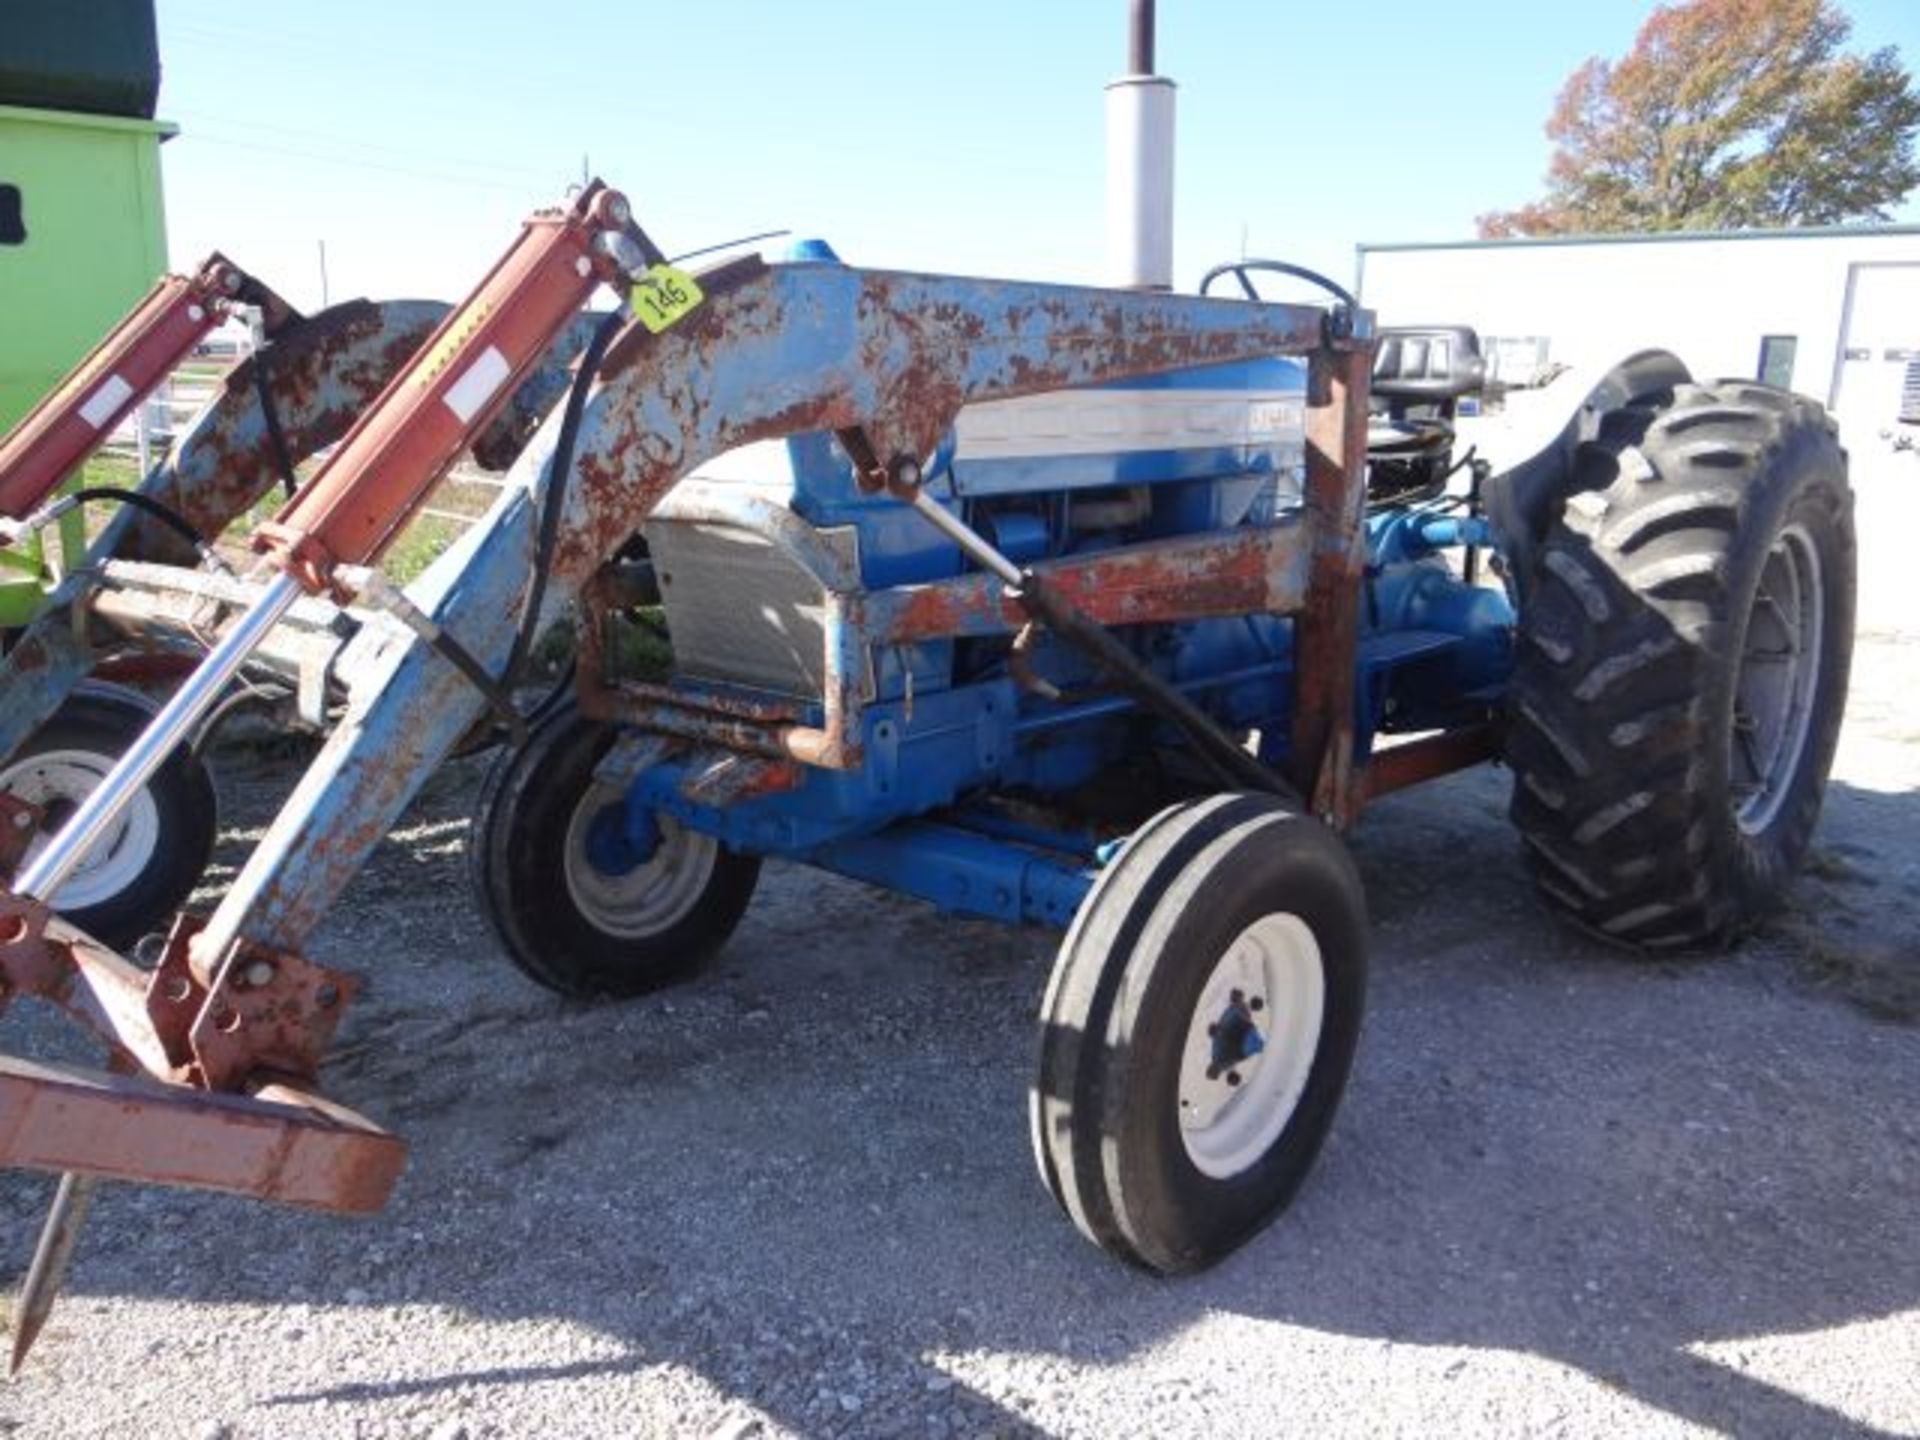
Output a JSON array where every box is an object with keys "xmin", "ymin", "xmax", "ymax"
[{"xmin": 241, "ymin": 960, "xmax": 276, "ymax": 988}]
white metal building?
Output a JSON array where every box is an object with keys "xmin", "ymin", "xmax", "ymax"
[{"xmin": 1355, "ymin": 226, "xmax": 1920, "ymax": 450}]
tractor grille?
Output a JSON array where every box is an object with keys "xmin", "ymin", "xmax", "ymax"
[
  {"xmin": 644, "ymin": 519, "xmax": 832, "ymax": 698},
  {"xmin": 1902, "ymin": 358, "xmax": 1920, "ymax": 427}
]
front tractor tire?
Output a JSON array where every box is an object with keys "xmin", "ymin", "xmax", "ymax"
[
  {"xmin": 1032, "ymin": 795, "xmax": 1368, "ymax": 1274},
  {"xmin": 469, "ymin": 700, "xmax": 760, "ymax": 999},
  {"xmin": 1508, "ymin": 381, "xmax": 1855, "ymax": 949}
]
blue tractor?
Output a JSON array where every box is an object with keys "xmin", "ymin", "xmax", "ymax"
[
  {"xmin": 0, "ymin": 9, "xmax": 1857, "ymax": 1342},
  {"xmin": 468, "ymin": 254, "xmax": 1856, "ymax": 1274}
]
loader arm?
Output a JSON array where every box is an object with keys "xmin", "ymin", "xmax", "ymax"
[
  {"xmin": 0, "ymin": 302, "xmax": 602, "ymax": 773},
  {"xmin": 0, "ymin": 187, "xmax": 1370, "ymax": 1372},
  {"xmin": 190, "ymin": 256, "xmax": 1362, "ymax": 957},
  {"xmin": 0, "ymin": 254, "xmax": 294, "ymax": 520}
]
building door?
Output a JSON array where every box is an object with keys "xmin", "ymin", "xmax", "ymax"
[{"xmin": 1832, "ymin": 263, "xmax": 1920, "ymax": 447}]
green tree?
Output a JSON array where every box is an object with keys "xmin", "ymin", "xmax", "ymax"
[{"xmin": 1479, "ymin": 0, "xmax": 1920, "ymax": 237}]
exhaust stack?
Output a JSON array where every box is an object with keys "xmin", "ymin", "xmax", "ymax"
[{"xmin": 1105, "ymin": 0, "xmax": 1175, "ymax": 289}]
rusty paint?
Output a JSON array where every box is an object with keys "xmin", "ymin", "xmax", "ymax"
[
  {"xmin": 86, "ymin": 649, "xmax": 202, "ymax": 688},
  {"xmin": 143, "ymin": 912, "xmax": 208, "ymax": 1073},
  {"xmin": 184, "ymin": 933, "xmax": 356, "ymax": 1089},
  {"xmin": 0, "ymin": 896, "xmax": 58, "ymax": 997},
  {"xmin": 576, "ymin": 560, "xmax": 864, "ymax": 769},
  {"xmin": 0, "ymin": 793, "xmax": 41, "ymax": 878},
  {"xmin": 602, "ymin": 678, "xmax": 806, "ymax": 726},
  {"xmin": 0, "ymin": 909, "xmax": 175, "ymax": 1076},
  {"xmin": 256, "ymin": 186, "xmax": 632, "ymax": 593},
  {"xmin": 677, "ymin": 752, "xmax": 803, "ymax": 807},
  {"xmin": 544, "ymin": 265, "xmax": 1330, "ymax": 589},
  {"xmin": 1290, "ymin": 344, "xmax": 1373, "ymax": 825},
  {"xmin": 0, "ymin": 1055, "xmax": 404, "ymax": 1213},
  {"xmin": 1359, "ymin": 723, "xmax": 1502, "ymax": 802},
  {"xmin": 119, "ymin": 298, "xmax": 451, "ymax": 567},
  {"xmin": 0, "ymin": 903, "xmax": 395, "ymax": 1211},
  {"xmin": 876, "ymin": 522, "xmax": 1313, "ymax": 644}
]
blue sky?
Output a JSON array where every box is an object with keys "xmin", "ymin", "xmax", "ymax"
[{"xmin": 154, "ymin": 0, "xmax": 1920, "ymax": 312}]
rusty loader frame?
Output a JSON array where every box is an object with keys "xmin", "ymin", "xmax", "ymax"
[
  {"xmin": 0, "ymin": 180, "xmax": 1389, "ymax": 1366},
  {"xmin": 0, "ymin": 252, "xmax": 599, "ymax": 912}
]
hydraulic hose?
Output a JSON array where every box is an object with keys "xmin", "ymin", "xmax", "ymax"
[
  {"xmin": 503, "ymin": 305, "xmax": 629, "ymax": 694},
  {"xmin": 4, "ymin": 487, "xmax": 231, "ymax": 573}
]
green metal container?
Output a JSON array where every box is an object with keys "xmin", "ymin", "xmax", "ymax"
[
  {"xmin": 0, "ymin": 0, "xmax": 161, "ymax": 120},
  {"xmin": 0, "ymin": 102, "xmax": 176, "ymax": 622}
]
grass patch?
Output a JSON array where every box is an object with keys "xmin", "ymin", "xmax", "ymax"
[
  {"xmin": 382, "ymin": 513, "xmax": 467, "ymax": 586},
  {"xmin": 81, "ymin": 453, "xmax": 140, "ymax": 490}
]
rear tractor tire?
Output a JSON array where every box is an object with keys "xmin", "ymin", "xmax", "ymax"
[
  {"xmin": 469, "ymin": 699, "xmax": 760, "ymax": 998},
  {"xmin": 1508, "ymin": 381, "xmax": 1855, "ymax": 949},
  {"xmin": 1032, "ymin": 794, "xmax": 1368, "ymax": 1274}
]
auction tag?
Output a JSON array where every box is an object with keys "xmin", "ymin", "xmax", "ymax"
[{"xmin": 629, "ymin": 264, "xmax": 704, "ymax": 333}]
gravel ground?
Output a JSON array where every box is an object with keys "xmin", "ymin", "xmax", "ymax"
[{"xmin": 1, "ymin": 450, "xmax": 1915, "ymax": 1440}]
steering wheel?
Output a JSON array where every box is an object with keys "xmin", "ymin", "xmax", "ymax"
[{"xmin": 1199, "ymin": 258, "xmax": 1357, "ymax": 311}]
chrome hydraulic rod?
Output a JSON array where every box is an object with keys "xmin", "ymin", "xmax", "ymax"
[
  {"xmin": 906, "ymin": 487, "xmax": 1024, "ymax": 587},
  {"xmin": 14, "ymin": 573, "xmax": 302, "ymax": 903}
]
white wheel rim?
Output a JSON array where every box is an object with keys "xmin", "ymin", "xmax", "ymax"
[
  {"xmin": 0, "ymin": 749, "xmax": 162, "ymax": 912},
  {"xmin": 1732, "ymin": 523, "xmax": 1825, "ymax": 835},
  {"xmin": 1177, "ymin": 912, "xmax": 1326, "ymax": 1180},
  {"xmin": 562, "ymin": 785, "xmax": 718, "ymax": 939}
]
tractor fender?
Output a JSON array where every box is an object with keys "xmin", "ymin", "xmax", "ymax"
[{"xmin": 1476, "ymin": 348, "xmax": 1693, "ymax": 598}]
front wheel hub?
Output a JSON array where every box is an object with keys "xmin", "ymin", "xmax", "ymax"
[
  {"xmin": 1177, "ymin": 913, "xmax": 1326, "ymax": 1180},
  {"xmin": 1204, "ymin": 991, "xmax": 1266, "ymax": 1082},
  {"xmin": 582, "ymin": 799, "xmax": 661, "ymax": 875}
]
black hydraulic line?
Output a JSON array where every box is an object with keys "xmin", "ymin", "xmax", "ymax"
[
  {"xmin": 249, "ymin": 350, "xmax": 300, "ymax": 498},
  {"xmin": 52, "ymin": 487, "xmax": 202, "ymax": 547},
  {"xmin": 34, "ymin": 487, "xmax": 231, "ymax": 573},
  {"xmin": 188, "ymin": 683, "xmax": 275, "ymax": 758},
  {"xmin": 503, "ymin": 305, "xmax": 628, "ymax": 696},
  {"xmin": 336, "ymin": 305, "xmax": 626, "ymax": 758},
  {"xmin": 428, "ymin": 626, "xmax": 530, "ymax": 746}
]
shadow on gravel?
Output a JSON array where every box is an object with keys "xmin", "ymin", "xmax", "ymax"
[
  {"xmin": 4, "ymin": 761, "xmax": 1914, "ymax": 1438},
  {"xmin": 1768, "ymin": 780, "xmax": 1920, "ymax": 1024}
]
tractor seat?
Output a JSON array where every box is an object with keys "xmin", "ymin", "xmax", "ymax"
[
  {"xmin": 1372, "ymin": 326, "xmax": 1487, "ymax": 405},
  {"xmin": 1367, "ymin": 326, "xmax": 1485, "ymax": 463},
  {"xmin": 1367, "ymin": 415, "xmax": 1453, "ymax": 455}
]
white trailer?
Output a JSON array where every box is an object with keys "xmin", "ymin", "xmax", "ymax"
[{"xmin": 1356, "ymin": 226, "xmax": 1920, "ymax": 453}]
